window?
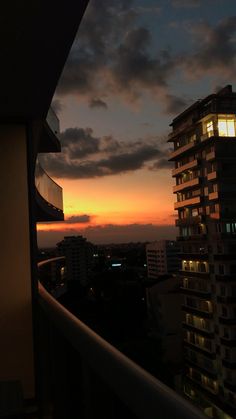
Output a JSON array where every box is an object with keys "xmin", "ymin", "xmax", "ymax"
[
  {"xmin": 218, "ymin": 118, "xmax": 235, "ymax": 137},
  {"xmin": 206, "ymin": 120, "xmax": 214, "ymax": 136}
]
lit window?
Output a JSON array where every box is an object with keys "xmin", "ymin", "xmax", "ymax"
[
  {"xmin": 206, "ymin": 120, "xmax": 214, "ymax": 136},
  {"xmin": 218, "ymin": 119, "xmax": 235, "ymax": 137}
]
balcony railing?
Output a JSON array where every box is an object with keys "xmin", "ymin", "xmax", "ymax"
[
  {"xmin": 37, "ymin": 258, "xmax": 205, "ymax": 419},
  {"xmin": 46, "ymin": 107, "xmax": 60, "ymax": 138},
  {"xmin": 174, "ymin": 196, "xmax": 201, "ymax": 210},
  {"xmin": 170, "ymin": 141, "xmax": 196, "ymax": 160},
  {"xmin": 172, "ymin": 159, "xmax": 198, "ymax": 177},
  {"xmin": 35, "ymin": 160, "xmax": 63, "ymax": 210},
  {"xmin": 173, "ymin": 178, "xmax": 199, "ymax": 193}
]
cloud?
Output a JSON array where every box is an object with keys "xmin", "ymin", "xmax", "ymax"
[
  {"xmin": 171, "ymin": 0, "xmax": 201, "ymax": 7},
  {"xmin": 150, "ymin": 158, "xmax": 172, "ymax": 170},
  {"xmin": 163, "ymin": 93, "xmax": 187, "ymax": 114},
  {"xmin": 39, "ymin": 127, "xmax": 169, "ymax": 179},
  {"xmin": 65, "ymin": 214, "xmax": 91, "ymax": 223},
  {"xmin": 89, "ymin": 98, "xmax": 108, "ymax": 109},
  {"xmin": 55, "ymin": 0, "xmax": 182, "ymax": 114},
  {"xmin": 60, "ymin": 127, "xmax": 100, "ymax": 159},
  {"xmin": 37, "ymin": 223, "xmax": 178, "ymax": 247},
  {"xmin": 183, "ymin": 17, "xmax": 236, "ymax": 78}
]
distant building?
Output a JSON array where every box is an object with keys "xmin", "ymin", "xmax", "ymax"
[
  {"xmin": 146, "ymin": 240, "xmax": 180, "ymax": 279},
  {"xmin": 146, "ymin": 277, "xmax": 183, "ymax": 366},
  {"xmin": 57, "ymin": 236, "xmax": 94, "ymax": 286}
]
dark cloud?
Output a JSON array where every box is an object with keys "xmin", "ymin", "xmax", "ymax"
[
  {"xmin": 150, "ymin": 158, "xmax": 172, "ymax": 170},
  {"xmin": 183, "ymin": 17, "xmax": 236, "ymax": 78},
  {"xmin": 89, "ymin": 98, "xmax": 108, "ymax": 109},
  {"xmin": 171, "ymin": 0, "xmax": 201, "ymax": 7},
  {"xmin": 163, "ymin": 93, "xmax": 188, "ymax": 114},
  {"xmin": 60, "ymin": 127, "xmax": 100, "ymax": 159},
  {"xmin": 56, "ymin": 0, "xmax": 182, "ymax": 113},
  {"xmin": 39, "ymin": 127, "xmax": 169, "ymax": 179},
  {"xmin": 65, "ymin": 214, "xmax": 91, "ymax": 223},
  {"xmin": 37, "ymin": 223, "xmax": 177, "ymax": 247}
]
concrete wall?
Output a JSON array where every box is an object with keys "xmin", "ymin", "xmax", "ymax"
[{"xmin": 0, "ymin": 125, "xmax": 35, "ymax": 398}]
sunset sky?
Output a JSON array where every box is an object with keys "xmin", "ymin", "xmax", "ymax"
[{"xmin": 37, "ymin": 0, "xmax": 236, "ymax": 247}]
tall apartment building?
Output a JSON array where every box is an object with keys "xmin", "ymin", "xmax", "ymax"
[
  {"xmin": 169, "ymin": 85, "xmax": 236, "ymax": 416},
  {"xmin": 57, "ymin": 235, "xmax": 94, "ymax": 286},
  {"xmin": 146, "ymin": 240, "xmax": 180, "ymax": 280}
]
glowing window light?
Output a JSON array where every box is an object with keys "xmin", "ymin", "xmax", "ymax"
[{"xmin": 218, "ymin": 119, "xmax": 235, "ymax": 137}]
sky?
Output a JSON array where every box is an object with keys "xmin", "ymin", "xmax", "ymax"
[{"xmin": 37, "ymin": 0, "xmax": 236, "ymax": 247}]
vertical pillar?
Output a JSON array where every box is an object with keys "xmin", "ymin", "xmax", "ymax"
[{"xmin": 0, "ymin": 124, "xmax": 35, "ymax": 398}]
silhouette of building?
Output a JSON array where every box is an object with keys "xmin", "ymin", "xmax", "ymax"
[
  {"xmin": 146, "ymin": 240, "xmax": 180, "ymax": 279},
  {"xmin": 57, "ymin": 235, "xmax": 94, "ymax": 285},
  {"xmin": 169, "ymin": 85, "xmax": 236, "ymax": 416}
]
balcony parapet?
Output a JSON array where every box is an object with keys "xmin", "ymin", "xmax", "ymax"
[
  {"xmin": 35, "ymin": 160, "xmax": 63, "ymax": 211},
  {"xmin": 173, "ymin": 178, "xmax": 199, "ymax": 193},
  {"xmin": 174, "ymin": 196, "xmax": 201, "ymax": 210},
  {"xmin": 39, "ymin": 106, "xmax": 61, "ymax": 153},
  {"xmin": 37, "ymin": 258, "xmax": 206, "ymax": 419},
  {"xmin": 169, "ymin": 141, "xmax": 197, "ymax": 160},
  {"xmin": 176, "ymin": 215, "xmax": 203, "ymax": 226},
  {"xmin": 172, "ymin": 159, "xmax": 199, "ymax": 177}
]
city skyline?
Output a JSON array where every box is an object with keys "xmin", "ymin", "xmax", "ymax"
[{"xmin": 37, "ymin": 0, "xmax": 236, "ymax": 247}]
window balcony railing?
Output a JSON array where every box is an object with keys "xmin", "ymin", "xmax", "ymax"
[
  {"xmin": 174, "ymin": 196, "xmax": 201, "ymax": 210},
  {"xmin": 37, "ymin": 257, "xmax": 205, "ymax": 419},
  {"xmin": 46, "ymin": 107, "xmax": 60, "ymax": 138},
  {"xmin": 172, "ymin": 160, "xmax": 199, "ymax": 177},
  {"xmin": 173, "ymin": 178, "xmax": 200, "ymax": 193},
  {"xmin": 35, "ymin": 160, "xmax": 63, "ymax": 211},
  {"xmin": 170, "ymin": 141, "xmax": 197, "ymax": 160}
]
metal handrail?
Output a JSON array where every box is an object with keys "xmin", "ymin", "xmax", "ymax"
[{"xmin": 38, "ymin": 257, "xmax": 206, "ymax": 419}]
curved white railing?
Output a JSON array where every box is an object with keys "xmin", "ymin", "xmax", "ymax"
[{"xmin": 37, "ymin": 258, "xmax": 206, "ymax": 419}]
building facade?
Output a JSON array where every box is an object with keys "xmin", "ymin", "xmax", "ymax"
[
  {"xmin": 57, "ymin": 235, "xmax": 94, "ymax": 286},
  {"xmin": 169, "ymin": 85, "xmax": 236, "ymax": 416},
  {"xmin": 146, "ymin": 240, "xmax": 180, "ymax": 280}
]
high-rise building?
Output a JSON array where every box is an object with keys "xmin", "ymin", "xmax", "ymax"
[
  {"xmin": 57, "ymin": 235, "xmax": 94, "ymax": 286},
  {"xmin": 169, "ymin": 85, "xmax": 236, "ymax": 416},
  {"xmin": 146, "ymin": 240, "xmax": 180, "ymax": 280}
]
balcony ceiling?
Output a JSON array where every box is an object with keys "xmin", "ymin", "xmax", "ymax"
[{"xmin": 0, "ymin": 0, "xmax": 88, "ymax": 120}]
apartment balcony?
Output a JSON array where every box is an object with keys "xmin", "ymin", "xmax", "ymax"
[
  {"xmin": 205, "ymin": 151, "xmax": 216, "ymax": 161},
  {"xmin": 174, "ymin": 196, "xmax": 201, "ymax": 210},
  {"xmin": 34, "ymin": 257, "xmax": 205, "ymax": 419},
  {"xmin": 201, "ymin": 130, "xmax": 218, "ymax": 142},
  {"xmin": 172, "ymin": 159, "xmax": 199, "ymax": 177},
  {"xmin": 183, "ymin": 322, "xmax": 214, "ymax": 337},
  {"xmin": 35, "ymin": 161, "xmax": 63, "ymax": 221},
  {"xmin": 173, "ymin": 178, "xmax": 200, "ymax": 193},
  {"xmin": 169, "ymin": 141, "xmax": 197, "ymax": 160},
  {"xmin": 208, "ymin": 191, "xmax": 219, "ymax": 201},
  {"xmin": 184, "ymin": 339, "xmax": 215, "ymax": 357},
  {"xmin": 177, "ymin": 234, "xmax": 207, "ymax": 242},
  {"xmin": 179, "ymin": 270, "xmax": 210, "ymax": 279},
  {"xmin": 185, "ymin": 358, "xmax": 217, "ymax": 379},
  {"xmin": 181, "ymin": 286, "xmax": 211, "ymax": 298},
  {"xmin": 207, "ymin": 171, "xmax": 217, "ymax": 181},
  {"xmin": 176, "ymin": 215, "xmax": 203, "ymax": 226},
  {"xmin": 182, "ymin": 305, "xmax": 213, "ymax": 319},
  {"xmin": 38, "ymin": 107, "xmax": 61, "ymax": 153}
]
